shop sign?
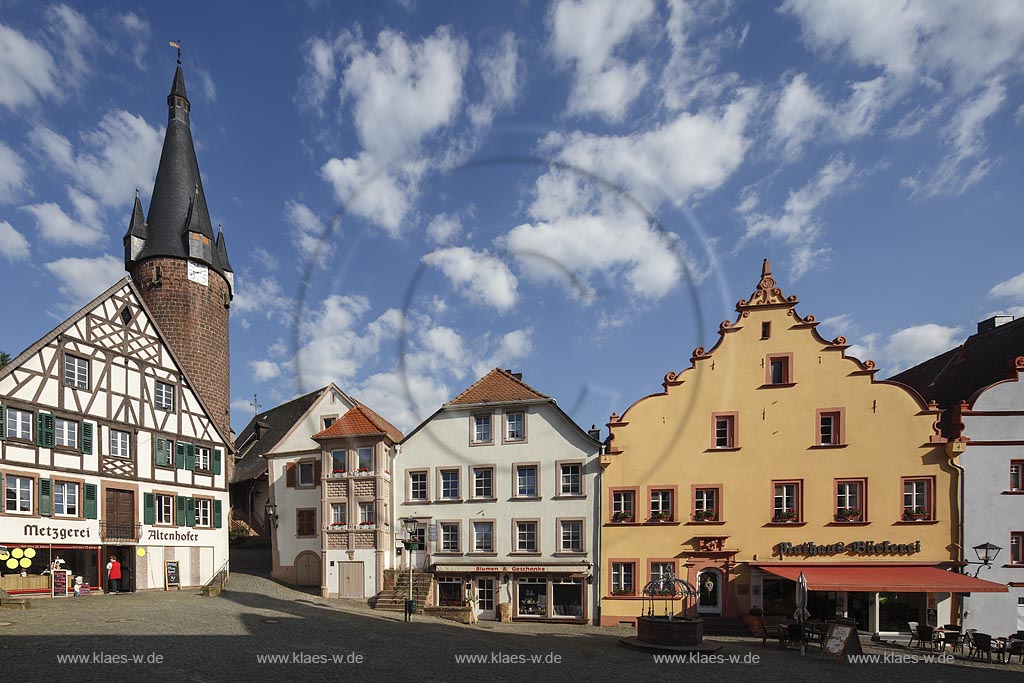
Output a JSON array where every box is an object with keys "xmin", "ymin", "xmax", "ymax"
[
  {"xmin": 777, "ymin": 540, "xmax": 921, "ymax": 557},
  {"xmin": 21, "ymin": 524, "xmax": 93, "ymax": 541},
  {"xmin": 475, "ymin": 566, "xmax": 556, "ymax": 573},
  {"xmin": 145, "ymin": 529, "xmax": 200, "ymax": 542}
]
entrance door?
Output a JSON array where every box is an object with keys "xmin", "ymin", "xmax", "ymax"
[
  {"xmin": 410, "ymin": 525, "xmax": 428, "ymax": 569},
  {"xmin": 697, "ymin": 569, "xmax": 722, "ymax": 615},
  {"xmin": 338, "ymin": 561, "xmax": 364, "ymax": 598},
  {"xmin": 476, "ymin": 577, "xmax": 496, "ymax": 621},
  {"xmin": 1018, "ymin": 597, "xmax": 1024, "ymax": 631},
  {"xmin": 295, "ymin": 552, "xmax": 321, "ymax": 587},
  {"xmin": 104, "ymin": 488, "xmax": 135, "ymax": 541}
]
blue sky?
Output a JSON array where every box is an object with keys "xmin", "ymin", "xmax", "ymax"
[{"xmin": 1, "ymin": 1, "xmax": 1023, "ymax": 436}]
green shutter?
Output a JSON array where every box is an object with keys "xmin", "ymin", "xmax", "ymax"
[
  {"xmin": 155, "ymin": 438, "xmax": 172, "ymax": 467},
  {"xmin": 37, "ymin": 413, "xmax": 54, "ymax": 448},
  {"xmin": 143, "ymin": 493, "xmax": 155, "ymax": 525},
  {"xmin": 80, "ymin": 421, "xmax": 93, "ymax": 455},
  {"xmin": 176, "ymin": 495, "xmax": 187, "ymax": 526},
  {"xmin": 213, "ymin": 448, "xmax": 222, "ymax": 475},
  {"xmin": 185, "ymin": 497, "xmax": 196, "ymax": 527},
  {"xmin": 83, "ymin": 483, "xmax": 97, "ymax": 519},
  {"xmin": 185, "ymin": 443, "xmax": 195, "ymax": 471},
  {"xmin": 175, "ymin": 442, "xmax": 186, "ymax": 469},
  {"xmin": 213, "ymin": 499, "xmax": 223, "ymax": 528},
  {"xmin": 0, "ymin": 403, "xmax": 5, "ymax": 440},
  {"xmin": 39, "ymin": 478, "xmax": 52, "ymax": 516}
]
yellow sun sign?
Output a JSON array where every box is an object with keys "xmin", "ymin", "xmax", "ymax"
[
  {"xmin": 11, "ymin": 548, "xmax": 23, "ymax": 559},
  {"xmin": 5, "ymin": 558, "xmax": 17, "ymax": 570},
  {"xmin": 23, "ymin": 548, "xmax": 35, "ymax": 558},
  {"xmin": 19, "ymin": 558, "xmax": 31, "ymax": 568}
]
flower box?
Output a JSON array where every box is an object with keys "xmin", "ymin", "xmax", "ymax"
[
  {"xmin": 772, "ymin": 510, "xmax": 799, "ymax": 523},
  {"xmin": 692, "ymin": 510, "xmax": 718, "ymax": 522},
  {"xmin": 835, "ymin": 509, "xmax": 862, "ymax": 522},
  {"xmin": 330, "ymin": 470, "xmax": 346, "ymax": 478},
  {"xmin": 611, "ymin": 589, "xmax": 635, "ymax": 596},
  {"xmin": 650, "ymin": 512, "xmax": 673, "ymax": 522},
  {"xmin": 611, "ymin": 512, "xmax": 634, "ymax": 524}
]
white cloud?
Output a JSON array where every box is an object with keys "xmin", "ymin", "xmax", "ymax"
[
  {"xmin": 354, "ymin": 370, "xmax": 451, "ymax": 434},
  {"xmin": 426, "ymin": 213, "xmax": 462, "ymax": 245},
  {"xmin": 422, "ymin": 247, "xmax": 518, "ymax": 312},
  {"xmin": 21, "ymin": 195, "xmax": 104, "ymax": 246},
  {"xmin": 990, "ymin": 271, "xmax": 1024, "ymax": 300},
  {"xmin": 232, "ymin": 275, "xmax": 295, "ymax": 321},
  {"xmin": 0, "ymin": 23, "xmax": 59, "ymax": 110},
  {"xmin": 44, "ymin": 254, "xmax": 123, "ymax": 304},
  {"xmin": 285, "ymin": 201, "xmax": 334, "ymax": 269},
  {"xmin": 252, "ymin": 247, "xmax": 279, "ymax": 271},
  {"xmin": 0, "ymin": 141, "xmax": 28, "ymax": 204},
  {"xmin": 0, "ymin": 220, "xmax": 30, "ymax": 261},
  {"xmin": 320, "ymin": 154, "xmax": 421, "ymax": 237},
  {"xmin": 738, "ymin": 154, "xmax": 858, "ymax": 278},
  {"xmin": 883, "ymin": 324, "xmax": 962, "ymax": 372},
  {"xmin": 471, "ymin": 329, "xmax": 533, "ymax": 378},
  {"xmin": 468, "ymin": 32, "xmax": 520, "ymax": 130},
  {"xmin": 659, "ymin": 0, "xmax": 744, "ymax": 111},
  {"xmin": 193, "ymin": 66, "xmax": 217, "ymax": 102},
  {"xmin": 250, "ymin": 360, "xmax": 281, "ymax": 382},
  {"xmin": 549, "ymin": 0, "xmax": 655, "ymax": 121},
  {"xmin": 116, "ymin": 13, "xmax": 150, "ymax": 69},
  {"xmin": 46, "ymin": 4, "xmax": 95, "ymax": 89}
]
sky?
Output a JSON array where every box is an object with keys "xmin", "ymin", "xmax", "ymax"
[{"xmin": 1, "ymin": 0, "xmax": 1023, "ymax": 438}]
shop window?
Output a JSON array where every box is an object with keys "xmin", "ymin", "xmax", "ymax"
[
  {"xmin": 516, "ymin": 465, "xmax": 538, "ymax": 497},
  {"xmin": 835, "ymin": 479, "xmax": 865, "ymax": 522},
  {"xmin": 559, "ymin": 520, "xmax": 583, "ymax": 552},
  {"xmin": 611, "ymin": 490, "xmax": 634, "ymax": 523},
  {"xmin": 902, "ymin": 478, "xmax": 932, "ymax": 521},
  {"xmin": 408, "ymin": 471, "xmax": 427, "ymax": 501},
  {"xmin": 472, "ymin": 521, "xmax": 493, "ymax": 552},
  {"xmin": 472, "ymin": 414, "xmax": 492, "ymax": 444},
  {"xmin": 712, "ymin": 414, "xmax": 737, "ymax": 449},
  {"xmin": 438, "ymin": 577, "xmax": 464, "ymax": 607},
  {"xmin": 560, "ymin": 462, "xmax": 582, "ymax": 495},
  {"xmin": 1011, "ymin": 533, "xmax": 1023, "ymax": 565},
  {"xmin": 439, "ymin": 469, "xmax": 460, "ymax": 499},
  {"xmin": 650, "ymin": 490, "xmax": 673, "ymax": 522},
  {"xmin": 53, "ymin": 481, "xmax": 79, "ymax": 517},
  {"xmin": 505, "ymin": 412, "xmax": 525, "ymax": 442},
  {"xmin": 772, "ymin": 481, "xmax": 801, "ymax": 522},
  {"xmin": 693, "ymin": 487, "xmax": 719, "ymax": 522},
  {"xmin": 515, "ymin": 521, "xmax": 538, "ymax": 552},
  {"xmin": 1011, "ymin": 461, "xmax": 1024, "ymax": 492},
  {"xmin": 357, "ymin": 447, "xmax": 372, "ymax": 472},
  {"xmin": 611, "ymin": 562, "xmax": 635, "ymax": 595},
  {"xmin": 552, "ymin": 578, "xmax": 584, "ymax": 618},
  {"xmin": 518, "ymin": 577, "xmax": 547, "ymax": 616},
  {"xmin": 440, "ymin": 522, "xmax": 460, "ymax": 552},
  {"xmin": 472, "ymin": 466, "xmax": 493, "ymax": 498}
]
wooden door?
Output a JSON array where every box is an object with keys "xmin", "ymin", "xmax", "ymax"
[
  {"xmin": 295, "ymin": 553, "xmax": 321, "ymax": 587},
  {"xmin": 104, "ymin": 489, "xmax": 135, "ymax": 539},
  {"xmin": 338, "ymin": 561, "xmax": 363, "ymax": 598}
]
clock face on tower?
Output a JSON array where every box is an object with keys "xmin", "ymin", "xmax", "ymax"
[{"xmin": 187, "ymin": 260, "xmax": 209, "ymax": 286}]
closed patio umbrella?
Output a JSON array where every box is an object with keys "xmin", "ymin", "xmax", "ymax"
[{"xmin": 795, "ymin": 571, "xmax": 811, "ymax": 656}]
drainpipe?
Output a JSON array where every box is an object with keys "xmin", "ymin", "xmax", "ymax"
[{"xmin": 947, "ymin": 444, "xmax": 966, "ymax": 623}]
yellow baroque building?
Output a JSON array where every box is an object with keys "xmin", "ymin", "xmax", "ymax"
[{"xmin": 598, "ymin": 261, "xmax": 1002, "ymax": 634}]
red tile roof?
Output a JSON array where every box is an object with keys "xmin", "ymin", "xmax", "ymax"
[
  {"xmin": 313, "ymin": 404, "xmax": 403, "ymax": 442},
  {"xmin": 446, "ymin": 368, "xmax": 549, "ymax": 406}
]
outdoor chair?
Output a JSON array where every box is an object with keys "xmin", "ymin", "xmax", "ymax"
[
  {"xmin": 1005, "ymin": 638, "xmax": 1024, "ymax": 665},
  {"xmin": 971, "ymin": 632, "xmax": 995, "ymax": 662},
  {"xmin": 941, "ymin": 630, "xmax": 963, "ymax": 655},
  {"xmin": 943, "ymin": 624, "xmax": 961, "ymax": 632},
  {"xmin": 786, "ymin": 623, "xmax": 804, "ymax": 649},
  {"xmin": 965, "ymin": 630, "xmax": 977, "ymax": 658},
  {"xmin": 917, "ymin": 625, "xmax": 939, "ymax": 651},
  {"xmin": 907, "ymin": 621, "xmax": 921, "ymax": 648}
]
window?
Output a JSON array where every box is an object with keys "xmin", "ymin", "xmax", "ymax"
[
  {"xmin": 323, "ymin": 416, "xmax": 336, "ymax": 428},
  {"xmin": 53, "ymin": 481, "xmax": 78, "ymax": 516},
  {"xmin": 760, "ymin": 322, "xmax": 771, "ymax": 339},
  {"xmin": 440, "ymin": 469, "xmax": 460, "ymax": 500},
  {"xmin": 357, "ymin": 447, "xmax": 373, "ymax": 472},
  {"xmin": 472, "ymin": 414, "xmax": 492, "ymax": 444},
  {"xmin": 505, "ymin": 412, "xmax": 525, "ymax": 441},
  {"xmin": 516, "ymin": 465, "xmax": 538, "ymax": 497},
  {"xmin": 109, "ymin": 430, "xmax": 130, "ymax": 458},
  {"xmin": 6, "ymin": 408, "xmax": 31, "ymax": 440},
  {"xmin": 438, "ymin": 577, "xmax": 464, "ymax": 607},
  {"xmin": 768, "ymin": 355, "xmax": 791, "ymax": 384},
  {"xmin": 194, "ymin": 498, "xmax": 212, "ymax": 528},
  {"xmin": 331, "ymin": 503, "xmax": 346, "ymax": 526},
  {"xmin": 612, "ymin": 490, "xmax": 635, "ymax": 522},
  {"xmin": 156, "ymin": 494, "xmax": 174, "ymax": 525},
  {"xmin": 611, "ymin": 562, "xmax": 635, "ymax": 595},
  {"xmin": 818, "ymin": 410, "xmax": 843, "ymax": 446},
  {"xmin": 440, "ymin": 522, "xmax": 460, "ymax": 552},
  {"xmin": 560, "ymin": 463, "xmax": 582, "ymax": 495},
  {"xmin": 713, "ymin": 414, "xmax": 736, "ymax": 448},
  {"xmin": 54, "ymin": 418, "xmax": 78, "ymax": 448},
  {"xmin": 694, "ymin": 488, "xmax": 718, "ymax": 522},
  {"xmin": 4, "ymin": 475, "xmax": 32, "ymax": 513},
  {"xmin": 835, "ymin": 480, "xmax": 864, "ymax": 522},
  {"xmin": 518, "ymin": 577, "xmax": 547, "ymax": 616},
  {"xmin": 560, "ymin": 520, "xmax": 583, "ymax": 552},
  {"xmin": 772, "ymin": 481, "xmax": 801, "ymax": 522},
  {"xmin": 64, "ymin": 355, "xmax": 89, "ymax": 389},
  {"xmin": 650, "ymin": 562, "xmax": 675, "ymax": 586},
  {"xmin": 472, "ymin": 467, "xmax": 493, "ymax": 498},
  {"xmin": 155, "ymin": 381, "xmax": 174, "ymax": 411},
  {"xmin": 1012, "ymin": 461, "xmax": 1024, "ymax": 492},
  {"xmin": 902, "ymin": 478, "xmax": 932, "ymax": 520},
  {"xmin": 516, "ymin": 521, "xmax": 538, "ymax": 552},
  {"xmin": 331, "ymin": 450, "xmax": 346, "ymax": 475},
  {"xmin": 650, "ymin": 490, "xmax": 673, "ymax": 521},
  {"xmin": 409, "ymin": 471, "xmax": 428, "ymax": 501},
  {"xmin": 298, "ymin": 462, "xmax": 315, "ymax": 487},
  {"xmin": 296, "ymin": 509, "xmax": 316, "ymax": 536},
  {"xmin": 1012, "ymin": 533, "xmax": 1024, "ymax": 565},
  {"xmin": 358, "ymin": 503, "xmax": 374, "ymax": 525},
  {"xmin": 194, "ymin": 446, "xmax": 211, "ymax": 471},
  {"xmin": 473, "ymin": 521, "xmax": 493, "ymax": 552}
]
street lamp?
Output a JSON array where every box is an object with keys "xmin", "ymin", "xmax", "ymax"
[
  {"xmin": 402, "ymin": 517, "xmax": 418, "ymax": 622},
  {"xmin": 966, "ymin": 542, "xmax": 1002, "ymax": 577},
  {"xmin": 264, "ymin": 500, "xmax": 279, "ymax": 528}
]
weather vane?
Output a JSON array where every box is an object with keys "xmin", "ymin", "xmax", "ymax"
[{"xmin": 168, "ymin": 40, "xmax": 181, "ymax": 64}]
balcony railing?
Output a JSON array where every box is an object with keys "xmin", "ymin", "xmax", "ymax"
[{"xmin": 100, "ymin": 521, "xmax": 141, "ymax": 543}]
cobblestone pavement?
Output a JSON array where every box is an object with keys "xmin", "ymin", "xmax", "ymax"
[{"xmin": 0, "ymin": 571, "xmax": 1019, "ymax": 682}]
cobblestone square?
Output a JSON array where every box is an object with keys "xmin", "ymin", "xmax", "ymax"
[{"xmin": 0, "ymin": 571, "xmax": 1019, "ymax": 682}]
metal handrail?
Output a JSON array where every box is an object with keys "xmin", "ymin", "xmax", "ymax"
[{"xmin": 201, "ymin": 559, "xmax": 230, "ymax": 594}]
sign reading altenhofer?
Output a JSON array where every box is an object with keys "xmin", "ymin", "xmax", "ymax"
[{"xmin": 778, "ymin": 540, "xmax": 922, "ymax": 557}]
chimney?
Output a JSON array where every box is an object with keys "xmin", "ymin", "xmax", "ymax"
[
  {"xmin": 506, "ymin": 369, "xmax": 523, "ymax": 380},
  {"xmin": 977, "ymin": 315, "xmax": 1014, "ymax": 334},
  {"xmin": 587, "ymin": 424, "xmax": 602, "ymax": 441}
]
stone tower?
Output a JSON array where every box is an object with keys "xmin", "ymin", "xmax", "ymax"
[{"xmin": 124, "ymin": 55, "xmax": 234, "ymax": 443}]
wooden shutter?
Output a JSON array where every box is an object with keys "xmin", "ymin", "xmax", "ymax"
[
  {"xmin": 80, "ymin": 421, "xmax": 93, "ymax": 454},
  {"xmin": 175, "ymin": 442, "xmax": 186, "ymax": 469},
  {"xmin": 83, "ymin": 483, "xmax": 98, "ymax": 519},
  {"xmin": 39, "ymin": 478, "xmax": 52, "ymax": 516},
  {"xmin": 143, "ymin": 493, "xmax": 155, "ymax": 525},
  {"xmin": 176, "ymin": 495, "xmax": 187, "ymax": 526},
  {"xmin": 213, "ymin": 448, "xmax": 222, "ymax": 476},
  {"xmin": 286, "ymin": 462, "xmax": 296, "ymax": 488},
  {"xmin": 185, "ymin": 443, "xmax": 196, "ymax": 471},
  {"xmin": 185, "ymin": 497, "xmax": 196, "ymax": 527},
  {"xmin": 213, "ymin": 499, "xmax": 223, "ymax": 528},
  {"xmin": 156, "ymin": 438, "xmax": 171, "ymax": 467},
  {"xmin": 314, "ymin": 460, "xmax": 322, "ymax": 484},
  {"xmin": 37, "ymin": 413, "xmax": 55, "ymax": 448}
]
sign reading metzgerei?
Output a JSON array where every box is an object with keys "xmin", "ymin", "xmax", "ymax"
[{"xmin": 777, "ymin": 540, "xmax": 921, "ymax": 557}]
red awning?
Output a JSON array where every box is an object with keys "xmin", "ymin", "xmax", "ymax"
[{"xmin": 756, "ymin": 565, "xmax": 1007, "ymax": 593}]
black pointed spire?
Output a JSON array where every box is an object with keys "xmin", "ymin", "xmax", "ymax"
[
  {"xmin": 215, "ymin": 226, "xmax": 233, "ymax": 273},
  {"xmin": 170, "ymin": 63, "xmax": 187, "ymax": 101}
]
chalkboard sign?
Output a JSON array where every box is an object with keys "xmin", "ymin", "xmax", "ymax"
[
  {"xmin": 821, "ymin": 623, "xmax": 863, "ymax": 662},
  {"xmin": 165, "ymin": 561, "xmax": 181, "ymax": 590},
  {"xmin": 80, "ymin": 582, "xmax": 91, "ymax": 596},
  {"xmin": 52, "ymin": 570, "xmax": 68, "ymax": 598}
]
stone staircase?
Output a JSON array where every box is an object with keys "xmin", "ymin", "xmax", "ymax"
[{"xmin": 374, "ymin": 569, "xmax": 432, "ymax": 613}]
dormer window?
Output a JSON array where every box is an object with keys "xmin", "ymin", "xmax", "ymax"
[{"xmin": 189, "ymin": 232, "xmax": 213, "ymax": 262}]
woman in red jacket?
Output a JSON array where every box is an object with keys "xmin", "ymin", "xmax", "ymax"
[{"xmin": 106, "ymin": 557, "xmax": 122, "ymax": 594}]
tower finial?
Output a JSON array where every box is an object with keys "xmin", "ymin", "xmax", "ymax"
[
  {"xmin": 762, "ymin": 258, "xmax": 771, "ymax": 278},
  {"xmin": 169, "ymin": 40, "xmax": 181, "ymax": 65}
]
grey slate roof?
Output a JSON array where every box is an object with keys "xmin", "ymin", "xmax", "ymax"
[{"xmin": 230, "ymin": 387, "xmax": 327, "ymax": 484}]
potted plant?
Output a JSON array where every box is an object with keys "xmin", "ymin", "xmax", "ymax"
[
  {"xmin": 773, "ymin": 509, "xmax": 798, "ymax": 523},
  {"xmin": 331, "ymin": 469, "xmax": 346, "ymax": 478},
  {"xmin": 835, "ymin": 507, "xmax": 862, "ymax": 522},
  {"xmin": 651, "ymin": 511, "xmax": 673, "ymax": 522},
  {"xmin": 357, "ymin": 467, "xmax": 371, "ymax": 476},
  {"xmin": 693, "ymin": 509, "xmax": 717, "ymax": 522},
  {"xmin": 904, "ymin": 506, "xmax": 930, "ymax": 521},
  {"xmin": 611, "ymin": 588, "xmax": 634, "ymax": 596},
  {"xmin": 611, "ymin": 511, "xmax": 634, "ymax": 523}
]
